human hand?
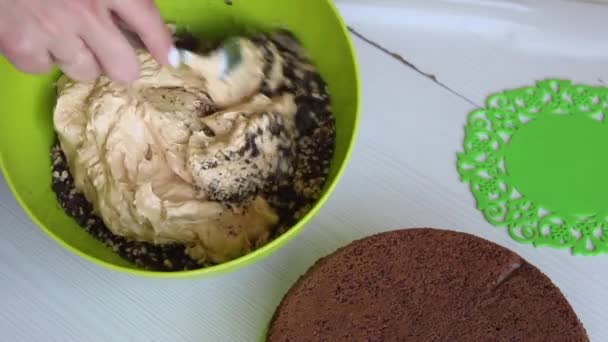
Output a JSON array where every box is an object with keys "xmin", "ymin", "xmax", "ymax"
[{"xmin": 0, "ymin": 0, "xmax": 174, "ymax": 83}]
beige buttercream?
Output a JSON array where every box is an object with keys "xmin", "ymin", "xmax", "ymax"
[{"xmin": 53, "ymin": 38, "xmax": 296, "ymax": 263}]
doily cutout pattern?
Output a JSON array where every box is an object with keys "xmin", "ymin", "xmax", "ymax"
[{"xmin": 457, "ymin": 79, "xmax": 608, "ymax": 255}]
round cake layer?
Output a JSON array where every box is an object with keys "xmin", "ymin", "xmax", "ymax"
[{"xmin": 267, "ymin": 228, "xmax": 587, "ymax": 341}]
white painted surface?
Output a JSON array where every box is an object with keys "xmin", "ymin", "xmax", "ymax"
[{"xmin": 1, "ymin": 0, "xmax": 607, "ymax": 341}]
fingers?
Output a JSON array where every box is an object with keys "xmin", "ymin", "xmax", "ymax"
[
  {"xmin": 50, "ymin": 37, "xmax": 101, "ymax": 82},
  {"xmin": 80, "ymin": 11, "xmax": 140, "ymax": 84},
  {"xmin": 0, "ymin": 23, "xmax": 53, "ymax": 74},
  {"xmin": 110, "ymin": 0, "xmax": 173, "ymax": 65},
  {"xmin": 0, "ymin": 0, "xmax": 170, "ymax": 83}
]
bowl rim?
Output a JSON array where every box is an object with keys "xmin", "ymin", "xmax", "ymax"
[{"xmin": 0, "ymin": 0, "xmax": 361, "ymax": 278}]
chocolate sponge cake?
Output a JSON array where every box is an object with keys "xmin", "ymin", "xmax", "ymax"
[{"xmin": 267, "ymin": 228, "xmax": 587, "ymax": 341}]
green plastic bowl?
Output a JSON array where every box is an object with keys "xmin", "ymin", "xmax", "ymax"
[{"xmin": 0, "ymin": 0, "xmax": 360, "ymax": 278}]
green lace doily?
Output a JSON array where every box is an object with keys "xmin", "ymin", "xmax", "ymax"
[{"xmin": 457, "ymin": 79, "xmax": 608, "ymax": 256}]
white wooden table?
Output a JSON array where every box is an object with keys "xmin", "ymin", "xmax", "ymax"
[{"xmin": 2, "ymin": 0, "xmax": 608, "ymax": 340}]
